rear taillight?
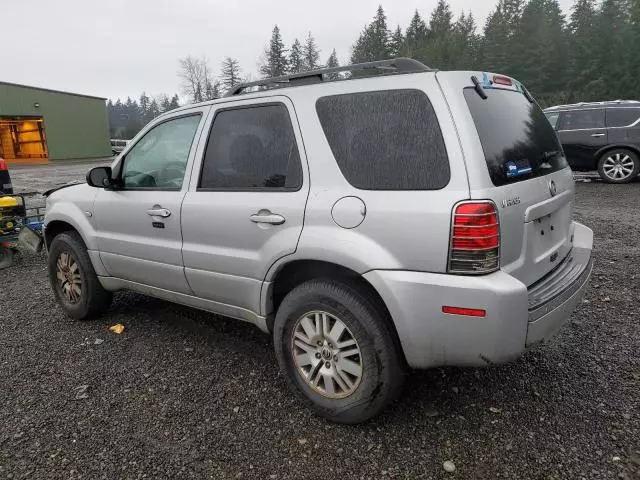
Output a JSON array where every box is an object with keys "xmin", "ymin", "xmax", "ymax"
[
  {"xmin": 0, "ymin": 158, "xmax": 7, "ymax": 171},
  {"xmin": 448, "ymin": 201, "xmax": 500, "ymax": 274}
]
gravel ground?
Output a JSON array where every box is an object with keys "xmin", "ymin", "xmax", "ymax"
[{"xmin": 1, "ymin": 165, "xmax": 639, "ymax": 479}]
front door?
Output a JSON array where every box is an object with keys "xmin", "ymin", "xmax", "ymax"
[
  {"xmin": 557, "ymin": 108, "xmax": 607, "ymax": 170},
  {"xmin": 93, "ymin": 109, "xmax": 208, "ymax": 294},
  {"xmin": 181, "ymin": 97, "xmax": 309, "ymax": 318}
]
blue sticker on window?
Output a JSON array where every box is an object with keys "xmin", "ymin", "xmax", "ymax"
[{"xmin": 506, "ymin": 159, "xmax": 532, "ymax": 178}]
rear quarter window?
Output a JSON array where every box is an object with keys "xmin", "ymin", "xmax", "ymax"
[
  {"xmin": 315, "ymin": 89, "xmax": 450, "ymax": 190},
  {"xmin": 606, "ymin": 108, "xmax": 640, "ymax": 128}
]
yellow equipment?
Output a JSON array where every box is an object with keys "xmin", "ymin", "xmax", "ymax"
[{"xmin": 0, "ymin": 195, "xmax": 22, "ymax": 236}]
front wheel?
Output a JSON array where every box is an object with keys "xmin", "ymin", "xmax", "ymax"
[
  {"xmin": 273, "ymin": 279, "xmax": 405, "ymax": 424},
  {"xmin": 48, "ymin": 232, "xmax": 112, "ymax": 320},
  {"xmin": 597, "ymin": 149, "xmax": 639, "ymax": 183}
]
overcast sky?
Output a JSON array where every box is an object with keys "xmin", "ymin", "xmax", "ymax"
[{"xmin": 3, "ymin": 0, "xmax": 574, "ymax": 101}]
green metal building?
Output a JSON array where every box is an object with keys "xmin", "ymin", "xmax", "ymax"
[{"xmin": 0, "ymin": 81, "xmax": 111, "ymax": 165}]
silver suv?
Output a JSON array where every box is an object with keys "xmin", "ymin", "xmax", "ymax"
[{"xmin": 44, "ymin": 59, "xmax": 594, "ymax": 423}]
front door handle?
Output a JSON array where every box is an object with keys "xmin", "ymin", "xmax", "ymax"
[
  {"xmin": 591, "ymin": 133, "xmax": 605, "ymax": 137},
  {"xmin": 146, "ymin": 207, "xmax": 171, "ymax": 218},
  {"xmin": 249, "ymin": 210, "xmax": 285, "ymax": 225}
]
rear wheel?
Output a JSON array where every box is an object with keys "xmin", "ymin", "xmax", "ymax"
[
  {"xmin": 48, "ymin": 232, "xmax": 112, "ymax": 319},
  {"xmin": 597, "ymin": 149, "xmax": 639, "ymax": 183},
  {"xmin": 273, "ymin": 279, "xmax": 405, "ymax": 424}
]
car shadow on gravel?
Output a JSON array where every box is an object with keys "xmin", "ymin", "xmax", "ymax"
[{"xmin": 106, "ymin": 288, "xmax": 571, "ymax": 425}]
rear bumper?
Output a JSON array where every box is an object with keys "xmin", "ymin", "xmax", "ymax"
[
  {"xmin": 364, "ymin": 222, "xmax": 593, "ymax": 369},
  {"xmin": 526, "ymin": 246, "xmax": 593, "ymax": 346}
]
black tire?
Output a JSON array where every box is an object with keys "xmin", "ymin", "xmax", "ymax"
[
  {"xmin": 597, "ymin": 149, "xmax": 639, "ymax": 183},
  {"xmin": 273, "ymin": 279, "xmax": 405, "ymax": 424},
  {"xmin": 48, "ymin": 232, "xmax": 112, "ymax": 320}
]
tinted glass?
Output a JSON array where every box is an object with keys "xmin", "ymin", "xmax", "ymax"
[
  {"xmin": 199, "ymin": 104, "xmax": 302, "ymax": 190},
  {"xmin": 464, "ymin": 88, "xmax": 568, "ymax": 186},
  {"xmin": 560, "ymin": 109, "xmax": 605, "ymax": 130},
  {"xmin": 545, "ymin": 112, "xmax": 560, "ymax": 129},
  {"xmin": 606, "ymin": 108, "xmax": 640, "ymax": 128},
  {"xmin": 122, "ymin": 115, "xmax": 201, "ymax": 189},
  {"xmin": 315, "ymin": 89, "xmax": 450, "ymax": 190}
]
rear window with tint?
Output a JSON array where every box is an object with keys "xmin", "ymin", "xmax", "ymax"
[
  {"xmin": 316, "ymin": 89, "xmax": 450, "ymax": 190},
  {"xmin": 606, "ymin": 108, "xmax": 640, "ymax": 128},
  {"xmin": 464, "ymin": 87, "xmax": 568, "ymax": 186}
]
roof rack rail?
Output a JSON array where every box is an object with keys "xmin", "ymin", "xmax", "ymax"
[
  {"xmin": 546, "ymin": 99, "xmax": 640, "ymax": 110},
  {"xmin": 226, "ymin": 57, "xmax": 432, "ymax": 97}
]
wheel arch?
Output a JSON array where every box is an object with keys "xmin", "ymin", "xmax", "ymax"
[
  {"xmin": 594, "ymin": 143, "xmax": 640, "ymax": 161},
  {"xmin": 44, "ymin": 217, "xmax": 109, "ymax": 277},
  {"xmin": 264, "ymin": 259, "xmax": 407, "ymax": 365},
  {"xmin": 44, "ymin": 220, "xmax": 81, "ymax": 250}
]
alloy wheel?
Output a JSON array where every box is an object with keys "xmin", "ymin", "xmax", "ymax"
[
  {"xmin": 56, "ymin": 251, "xmax": 82, "ymax": 304},
  {"xmin": 291, "ymin": 311, "xmax": 363, "ymax": 399},
  {"xmin": 603, "ymin": 153, "xmax": 635, "ymax": 181}
]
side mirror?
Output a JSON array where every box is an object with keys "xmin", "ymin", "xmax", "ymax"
[{"xmin": 86, "ymin": 166, "xmax": 115, "ymax": 189}]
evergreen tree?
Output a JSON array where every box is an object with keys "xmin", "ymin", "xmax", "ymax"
[
  {"xmin": 289, "ymin": 38, "xmax": 305, "ymax": 73},
  {"xmin": 221, "ymin": 57, "xmax": 242, "ymax": 92},
  {"xmin": 588, "ymin": 0, "xmax": 634, "ymax": 99},
  {"xmin": 481, "ymin": 0, "xmax": 524, "ymax": 75},
  {"xmin": 567, "ymin": 0, "xmax": 598, "ymax": 100},
  {"xmin": 124, "ymin": 97, "xmax": 142, "ymax": 139},
  {"xmin": 389, "ymin": 25, "xmax": 404, "ymax": 57},
  {"xmin": 416, "ymin": 0, "xmax": 455, "ymax": 69},
  {"xmin": 138, "ymin": 92, "xmax": 150, "ymax": 122},
  {"xmin": 451, "ymin": 12, "xmax": 479, "ymax": 70},
  {"xmin": 204, "ymin": 78, "xmax": 215, "ymax": 101},
  {"xmin": 148, "ymin": 99, "xmax": 160, "ymax": 121},
  {"xmin": 160, "ymin": 96, "xmax": 172, "ymax": 113},
  {"xmin": 405, "ymin": 10, "xmax": 427, "ymax": 46},
  {"xmin": 512, "ymin": 0, "xmax": 569, "ymax": 103},
  {"xmin": 303, "ymin": 32, "xmax": 321, "ymax": 70},
  {"xmin": 260, "ymin": 25, "xmax": 288, "ymax": 77},
  {"xmin": 325, "ymin": 49, "xmax": 341, "ymax": 80},
  {"xmin": 429, "ymin": 0, "xmax": 454, "ymax": 37},
  {"xmin": 631, "ymin": 0, "xmax": 640, "ymax": 97},
  {"xmin": 169, "ymin": 95, "xmax": 180, "ymax": 110},
  {"xmin": 405, "ymin": 9, "xmax": 428, "ymax": 53},
  {"xmin": 351, "ymin": 5, "xmax": 391, "ymax": 64},
  {"xmin": 212, "ymin": 80, "xmax": 222, "ymax": 99}
]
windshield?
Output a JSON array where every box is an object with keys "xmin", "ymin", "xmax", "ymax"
[{"xmin": 464, "ymin": 87, "xmax": 568, "ymax": 186}]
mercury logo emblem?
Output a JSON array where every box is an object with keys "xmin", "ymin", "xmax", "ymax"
[{"xmin": 549, "ymin": 180, "xmax": 557, "ymax": 197}]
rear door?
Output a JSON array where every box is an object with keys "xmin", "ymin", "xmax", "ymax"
[
  {"xmin": 437, "ymin": 71, "xmax": 575, "ymax": 287},
  {"xmin": 180, "ymin": 96, "xmax": 309, "ymax": 317},
  {"xmin": 606, "ymin": 107, "xmax": 640, "ymax": 144},
  {"xmin": 557, "ymin": 108, "xmax": 607, "ymax": 170}
]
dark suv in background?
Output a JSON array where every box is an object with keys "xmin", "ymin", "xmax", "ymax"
[{"xmin": 544, "ymin": 100, "xmax": 640, "ymax": 183}]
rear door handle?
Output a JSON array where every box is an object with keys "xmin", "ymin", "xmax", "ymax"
[
  {"xmin": 590, "ymin": 133, "xmax": 605, "ymax": 137},
  {"xmin": 249, "ymin": 210, "xmax": 285, "ymax": 225},
  {"xmin": 146, "ymin": 207, "xmax": 171, "ymax": 218}
]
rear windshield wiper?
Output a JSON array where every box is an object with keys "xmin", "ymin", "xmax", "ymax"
[
  {"xmin": 541, "ymin": 150, "xmax": 562, "ymax": 161},
  {"xmin": 538, "ymin": 150, "xmax": 563, "ymax": 169},
  {"xmin": 471, "ymin": 75, "xmax": 488, "ymax": 100}
]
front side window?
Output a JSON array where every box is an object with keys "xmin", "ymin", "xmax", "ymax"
[
  {"xmin": 316, "ymin": 89, "xmax": 450, "ymax": 190},
  {"xmin": 121, "ymin": 115, "xmax": 201, "ymax": 189},
  {"xmin": 199, "ymin": 104, "xmax": 302, "ymax": 190},
  {"xmin": 560, "ymin": 109, "xmax": 605, "ymax": 131}
]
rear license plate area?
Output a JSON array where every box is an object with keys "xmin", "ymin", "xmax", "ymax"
[{"xmin": 532, "ymin": 212, "xmax": 567, "ymax": 260}]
